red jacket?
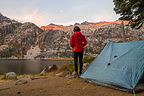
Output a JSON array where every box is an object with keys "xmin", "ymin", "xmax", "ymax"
[{"xmin": 70, "ymin": 31, "xmax": 87, "ymax": 52}]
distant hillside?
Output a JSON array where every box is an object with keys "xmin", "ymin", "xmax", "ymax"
[
  {"xmin": 40, "ymin": 23, "xmax": 65, "ymax": 30},
  {"xmin": 38, "ymin": 22, "xmax": 144, "ymax": 58},
  {"xmin": 40, "ymin": 20, "xmax": 129, "ymax": 30},
  {"xmin": 0, "ymin": 13, "xmax": 43, "ymax": 58},
  {"xmin": 80, "ymin": 20, "xmax": 129, "ymax": 25}
]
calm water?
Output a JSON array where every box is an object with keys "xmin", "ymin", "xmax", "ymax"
[{"xmin": 0, "ymin": 59, "xmax": 73, "ymax": 75}]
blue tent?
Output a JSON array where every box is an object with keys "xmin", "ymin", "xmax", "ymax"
[{"xmin": 80, "ymin": 40, "xmax": 144, "ymax": 91}]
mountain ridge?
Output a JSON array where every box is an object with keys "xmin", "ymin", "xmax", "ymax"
[
  {"xmin": 0, "ymin": 13, "xmax": 43, "ymax": 58},
  {"xmin": 0, "ymin": 12, "xmax": 144, "ymax": 59},
  {"xmin": 40, "ymin": 20, "xmax": 129, "ymax": 30}
]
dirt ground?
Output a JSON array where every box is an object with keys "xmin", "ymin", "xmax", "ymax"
[{"xmin": 0, "ymin": 75, "xmax": 144, "ymax": 96}]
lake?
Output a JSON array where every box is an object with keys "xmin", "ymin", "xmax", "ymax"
[{"xmin": 0, "ymin": 59, "xmax": 73, "ymax": 75}]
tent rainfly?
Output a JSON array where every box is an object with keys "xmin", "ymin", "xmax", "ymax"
[{"xmin": 80, "ymin": 40, "xmax": 144, "ymax": 93}]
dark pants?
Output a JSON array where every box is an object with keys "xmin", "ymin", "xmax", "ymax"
[{"xmin": 74, "ymin": 52, "xmax": 83, "ymax": 75}]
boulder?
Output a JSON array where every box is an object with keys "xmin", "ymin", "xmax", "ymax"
[
  {"xmin": 6, "ymin": 72, "xmax": 17, "ymax": 80},
  {"xmin": 65, "ymin": 74, "xmax": 73, "ymax": 79},
  {"xmin": 15, "ymin": 77, "xmax": 31, "ymax": 85},
  {"xmin": 56, "ymin": 72, "xmax": 64, "ymax": 77},
  {"xmin": 49, "ymin": 64, "xmax": 58, "ymax": 72}
]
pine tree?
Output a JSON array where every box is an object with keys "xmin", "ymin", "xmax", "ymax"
[{"xmin": 113, "ymin": 0, "xmax": 144, "ymax": 29}]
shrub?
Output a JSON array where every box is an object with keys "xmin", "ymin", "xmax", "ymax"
[
  {"xmin": 0, "ymin": 73, "xmax": 6, "ymax": 80},
  {"xmin": 83, "ymin": 56, "xmax": 96, "ymax": 64},
  {"xmin": 57, "ymin": 63, "xmax": 74, "ymax": 74}
]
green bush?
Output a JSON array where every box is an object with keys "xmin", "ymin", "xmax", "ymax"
[
  {"xmin": 0, "ymin": 73, "xmax": 6, "ymax": 80},
  {"xmin": 83, "ymin": 56, "xmax": 96, "ymax": 64}
]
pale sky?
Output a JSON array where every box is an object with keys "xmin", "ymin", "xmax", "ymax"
[{"xmin": 0, "ymin": 0, "xmax": 120, "ymax": 26}]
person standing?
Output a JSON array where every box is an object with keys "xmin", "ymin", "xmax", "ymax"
[{"xmin": 70, "ymin": 26, "xmax": 87, "ymax": 77}]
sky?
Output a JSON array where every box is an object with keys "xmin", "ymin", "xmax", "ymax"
[{"xmin": 0, "ymin": 0, "xmax": 120, "ymax": 26}]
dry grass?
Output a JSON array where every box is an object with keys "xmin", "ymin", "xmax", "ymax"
[
  {"xmin": 57, "ymin": 63, "xmax": 74, "ymax": 76},
  {"xmin": 0, "ymin": 74, "xmax": 13, "ymax": 83}
]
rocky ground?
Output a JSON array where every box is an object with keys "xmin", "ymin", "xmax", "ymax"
[{"xmin": 0, "ymin": 73, "xmax": 144, "ymax": 96}]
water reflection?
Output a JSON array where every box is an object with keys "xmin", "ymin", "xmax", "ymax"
[{"xmin": 0, "ymin": 59, "xmax": 72, "ymax": 75}]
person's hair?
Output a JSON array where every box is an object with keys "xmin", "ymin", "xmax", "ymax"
[{"xmin": 73, "ymin": 26, "xmax": 81, "ymax": 32}]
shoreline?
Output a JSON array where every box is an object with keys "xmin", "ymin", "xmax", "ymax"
[
  {"xmin": 0, "ymin": 58, "xmax": 73, "ymax": 61},
  {"xmin": 40, "ymin": 58, "xmax": 73, "ymax": 61}
]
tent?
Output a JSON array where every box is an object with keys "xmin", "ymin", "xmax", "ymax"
[{"xmin": 80, "ymin": 40, "xmax": 144, "ymax": 92}]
